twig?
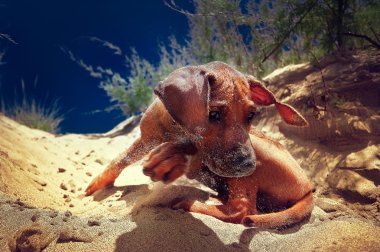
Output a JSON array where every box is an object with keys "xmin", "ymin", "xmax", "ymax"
[
  {"xmin": 163, "ymin": 0, "xmax": 249, "ymax": 20},
  {"xmin": 342, "ymin": 32, "xmax": 380, "ymax": 49},
  {"xmin": 0, "ymin": 33, "xmax": 18, "ymax": 44},
  {"xmin": 164, "ymin": 0, "xmax": 227, "ymax": 17},
  {"xmin": 309, "ymin": 51, "xmax": 328, "ymax": 114}
]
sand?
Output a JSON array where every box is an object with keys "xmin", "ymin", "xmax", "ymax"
[
  {"xmin": 0, "ymin": 114, "xmax": 379, "ymax": 252},
  {"xmin": 1, "ymin": 51, "xmax": 380, "ymax": 251}
]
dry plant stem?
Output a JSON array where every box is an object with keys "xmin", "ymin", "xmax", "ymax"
[{"xmin": 309, "ymin": 51, "xmax": 329, "ymax": 115}]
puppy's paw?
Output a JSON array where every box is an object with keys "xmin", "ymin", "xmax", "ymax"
[
  {"xmin": 143, "ymin": 142, "xmax": 191, "ymax": 183},
  {"xmin": 85, "ymin": 175, "xmax": 114, "ymax": 196}
]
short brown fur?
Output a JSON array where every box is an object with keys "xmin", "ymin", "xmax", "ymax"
[{"xmin": 85, "ymin": 62, "xmax": 313, "ymax": 228}]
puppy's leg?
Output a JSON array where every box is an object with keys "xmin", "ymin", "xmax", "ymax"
[
  {"xmin": 173, "ymin": 179, "xmax": 256, "ymax": 224},
  {"xmin": 85, "ymin": 137, "xmax": 155, "ymax": 195},
  {"xmin": 143, "ymin": 141, "xmax": 197, "ymax": 183},
  {"xmin": 242, "ymin": 192, "xmax": 314, "ymax": 229},
  {"xmin": 174, "ymin": 198, "xmax": 250, "ymax": 224}
]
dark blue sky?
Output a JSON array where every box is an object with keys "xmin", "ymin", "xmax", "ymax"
[{"xmin": 0, "ymin": 0, "xmax": 191, "ymax": 133}]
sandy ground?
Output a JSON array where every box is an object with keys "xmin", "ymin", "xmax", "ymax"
[
  {"xmin": 1, "ymin": 51, "xmax": 380, "ymax": 251},
  {"xmin": 1, "ymin": 114, "xmax": 379, "ymax": 252}
]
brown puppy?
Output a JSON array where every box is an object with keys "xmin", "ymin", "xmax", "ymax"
[
  {"xmin": 147, "ymin": 129, "xmax": 313, "ymax": 228},
  {"xmin": 85, "ymin": 62, "xmax": 313, "ymax": 228}
]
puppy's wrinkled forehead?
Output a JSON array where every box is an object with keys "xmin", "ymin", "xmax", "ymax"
[
  {"xmin": 203, "ymin": 62, "xmax": 250, "ymax": 104},
  {"xmin": 205, "ymin": 61, "xmax": 246, "ymax": 80}
]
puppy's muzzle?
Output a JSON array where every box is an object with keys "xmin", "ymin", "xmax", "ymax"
[
  {"xmin": 227, "ymin": 151, "xmax": 256, "ymax": 177},
  {"xmin": 207, "ymin": 147, "xmax": 256, "ymax": 178}
]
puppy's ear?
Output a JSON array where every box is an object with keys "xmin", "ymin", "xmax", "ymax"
[
  {"xmin": 248, "ymin": 77, "xmax": 308, "ymax": 127},
  {"xmin": 154, "ymin": 66, "xmax": 212, "ymax": 133}
]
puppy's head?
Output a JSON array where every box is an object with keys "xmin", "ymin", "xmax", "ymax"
[{"xmin": 154, "ymin": 62, "xmax": 307, "ymax": 178}]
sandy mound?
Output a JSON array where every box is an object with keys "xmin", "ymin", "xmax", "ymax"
[
  {"xmin": 1, "ymin": 51, "xmax": 380, "ymax": 251},
  {"xmin": 259, "ymin": 50, "xmax": 380, "ymax": 223}
]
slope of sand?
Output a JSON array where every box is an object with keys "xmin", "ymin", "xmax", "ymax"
[
  {"xmin": 260, "ymin": 50, "xmax": 380, "ymax": 223},
  {"xmin": 1, "ymin": 51, "xmax": 380, "ymax": 251},
  {"xmin": 0, "ymin": 115, "xmax": 379, "ymax": 252}
]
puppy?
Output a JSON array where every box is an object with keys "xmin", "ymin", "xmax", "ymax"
[{"xmin": 86, "ymin": 62, "xmax": 313, "ymax": 228}]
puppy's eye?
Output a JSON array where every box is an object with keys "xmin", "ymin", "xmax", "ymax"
[
  {"xmin": 247, "ymin": 111, "xmax": 255, "ymax": 122},
  {"xmin": 209, "ymin": 111, "xmax": 221, "ymax": 123}
]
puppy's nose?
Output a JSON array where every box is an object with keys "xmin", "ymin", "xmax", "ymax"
[
  {"xmin": 240, "ymin": 159, "xmax": 255, "ymax": 168},
  {"xmin": 229, "ymin": 155, "xmax": 256, "ymax": 175},
  {"xmin": 228, "ymin": 146, "xmax": 254, "ymax": 164},
  {"xmin": 230, "ymin": 155, "xmax": 249, "ymax": 166},
  {"xmin": 236, "ymin": 158, "xmax": 255, "ymax": 169}
]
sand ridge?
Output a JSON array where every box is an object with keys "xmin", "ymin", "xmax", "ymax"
[
  {"xmin": 1, "ymin": 51, "xmax": 380, "ymax": 251},
  {"xmin": 0, "ymin": 113, "xmax": 379, "ymax": 252}
]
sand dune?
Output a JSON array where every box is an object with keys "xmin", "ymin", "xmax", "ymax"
[
  {"xmin": 0, "ymin": 113, "xmax": 379, "ymax": 252},
  {"xmin": 1, "ymin": 51, "xmax": 380, "ymax": 251}
]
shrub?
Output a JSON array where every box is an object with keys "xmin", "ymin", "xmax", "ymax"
[
  {"xmin": 77, "ymin": 0, "xmax": 380, "ymax": 115},
  {"xmin": 0, "ymin": 81, "xmax": 63, "ymax": 134},
  {"xmin": 98, "ymin": 38, "xmax": 193, "ymax": 115}
]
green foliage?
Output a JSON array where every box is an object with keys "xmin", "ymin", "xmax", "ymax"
[
  {"xmin": 100, "ymin": 50, "xmax": 154, "ymax": 115},
  {"xmin": 88, "ymin": 0, "xmax": 380, "ymax": 114},
  {"xmin": 283, "ymin": 0, "xmax": 349, "ymax": 50},
  {"xmin": 186, "ymin": 0, "xmax": 260, "ymax": 74},
  {"xmin": 99, "ymin": 38, "xmax": 193, "ymax": 115},
  {"xmin": 262, "ymin": 0, "xmax": 380, "ymax": 59},
  {"xmin": 0, "ymin": 82, "xmax": 63, "ymax": 133},
  {"xmin": 181, "ymin": 0, "xmax": 380, "ymax": 75}
]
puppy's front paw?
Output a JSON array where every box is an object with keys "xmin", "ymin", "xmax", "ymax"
[
  {"xmin": 85, "ymin": 174, "xmax": 114, "ymax": 196},
  {"xmin": 142, "ymin": 142, "xmax": 190, "ymax": 183}
]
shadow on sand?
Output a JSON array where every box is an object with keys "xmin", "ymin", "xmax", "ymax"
[
  {"xmin": 113, "ymin": 185, "xmax": 309, "ymax": 252},
  {"xmin": 89, "ymin": 183, "xmax": 308, "ymax": 251}
]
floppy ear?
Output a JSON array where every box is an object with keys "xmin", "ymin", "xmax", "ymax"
[
  {"xmin": 248, "ymin": 78, "xmax": 308, "ymax": 127},
  {"xmin": 154, "ymin": 66, "xmax": 213, "ymax": 133}
]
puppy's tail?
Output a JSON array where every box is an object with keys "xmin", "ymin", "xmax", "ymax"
[{"xmin": 242, "ymin": 192, "xmax": 314, "ymax": 229}]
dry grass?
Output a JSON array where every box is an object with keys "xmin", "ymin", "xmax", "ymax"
[{"xmin": 0, "ymin": 81, "xmax": 63, "ymax": 134}]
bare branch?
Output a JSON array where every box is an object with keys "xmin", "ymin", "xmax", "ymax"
[
  {"xmin": 342, "ymin": 32, "xmax": 380, "ymax": 49},
  {"xmin": 0, "ymin": 33, "xmax": 18, "ymax": 44},
  {"xmin": 164, "ymin": 0, "xmax": 227, "ymax": 17},
  {"xmin": 163, "ymin": 0, "xmax": 249, "ymax": 19},
  {"xmin": 163, "ymin": 0, "xmax": 198, "ymax": 17}
]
